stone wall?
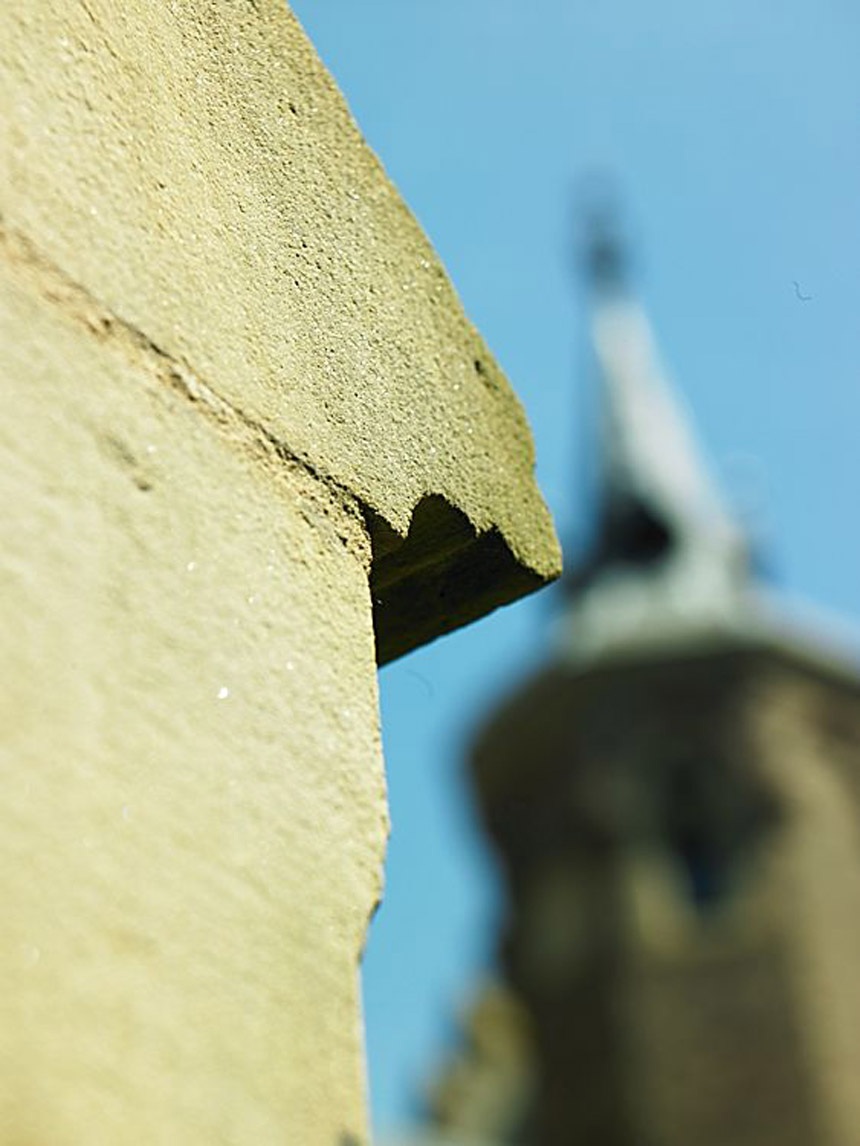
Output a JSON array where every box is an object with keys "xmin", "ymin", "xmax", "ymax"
[{"xmin": 0, "ymin": 4, "xmax": 560, "ymax": 1142}]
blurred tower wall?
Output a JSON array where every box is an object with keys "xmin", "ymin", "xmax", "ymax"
[{"xmin": 472, "ymin": 646, "xmax": 860, "ymax": 1146}]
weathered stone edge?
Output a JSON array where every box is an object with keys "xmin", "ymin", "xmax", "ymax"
[{"xmin": 2, "ymin": 218, "xmax": 559, "ymax": 664}]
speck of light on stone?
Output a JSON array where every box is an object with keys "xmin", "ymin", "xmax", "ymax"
[{"xmin": 217, "ymin": 686, "xmax": 230, "ymax": 700}]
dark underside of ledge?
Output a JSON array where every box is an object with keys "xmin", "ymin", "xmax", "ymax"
[{"xmin": 368, "ymin": 494, "xmax": 555, "ymax": 666}]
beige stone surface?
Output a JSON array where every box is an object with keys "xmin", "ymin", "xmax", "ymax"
[
  {"xmin": 0, "ymin": 231, "xmax": 388, "ymax": 1144},
  {"xmin": 0, "ymin": 3, "xmax": 562, "ymax": 1135},
  {"xmin": 0, "ymin": 0, "xmax": 560, "ymax": 661}
]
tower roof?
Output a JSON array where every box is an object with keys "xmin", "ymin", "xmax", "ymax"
[
  {"xmin": 562, "ymin": 210, "xmax": 753, "ymax": 662},
  {"xmin": 562, "ymin": 211, "xmax": 860, "ymax": 683}
]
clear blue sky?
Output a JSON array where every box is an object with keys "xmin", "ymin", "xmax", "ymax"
[{"xmin": 291, "ymin": 2, "xmax": 860, "ymax": 1135}]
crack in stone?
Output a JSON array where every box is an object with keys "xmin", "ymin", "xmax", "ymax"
[
  {"xmin": 0, "ymin": 214, "xmax": 372, "ymax": 563},
  {"xmin": 1, "ymin": 214, "xmax": 555, "ymax": 664}
]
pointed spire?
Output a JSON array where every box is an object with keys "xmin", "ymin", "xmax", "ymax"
[
  {"xmin": 562, "ymin": 203, "xmax": 754, "ymax": 661},
  {"xmin": 590, "ymin": 209, "xmax": 746, "ymax": 564}
]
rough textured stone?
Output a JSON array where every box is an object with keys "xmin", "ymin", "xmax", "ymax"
[
  {"xmin": 1, "ymin": 4, "xmax": 563, "ymax": 1137},
  {"xmin": 0, "ymin": 0, "xmax": 561, "ymax": 661},
  {"xmin": 0, "ymin": 237, "xmax": 387, "ymax": 1145}
]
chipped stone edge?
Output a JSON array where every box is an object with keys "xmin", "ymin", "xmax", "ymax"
[{"xmin": 1, "ymin": 216, "xmax": 558, "ymax": 664}]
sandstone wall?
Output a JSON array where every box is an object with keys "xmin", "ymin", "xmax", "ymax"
[{"xmin": 0, "ymin": 3, "xmax": 560, "ymax": 1142}]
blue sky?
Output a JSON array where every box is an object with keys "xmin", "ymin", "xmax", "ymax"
[{"xmin": 291, "ymin": 1, "xmax": 860, "ymax": 1134}]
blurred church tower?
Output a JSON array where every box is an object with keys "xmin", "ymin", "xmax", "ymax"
[{"xmin": 414, "ymin": 208, "xmax": 860, "ymax": 1146}]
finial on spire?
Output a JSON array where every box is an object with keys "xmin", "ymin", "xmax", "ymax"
[
  {"xmin": 574, "ymin": 174, "xmax": 632, "ymax": 296},
  {"xmin": 582, "ymin": 196, "xmax": 629, "ymax": 296}
]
